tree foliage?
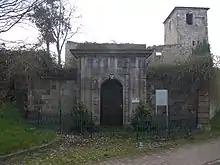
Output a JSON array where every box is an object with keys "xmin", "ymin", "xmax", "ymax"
[
  {"xmin": 29, "ymin": 0, "xmax": 80, "ymax": 64},
  {"xmin": 131, "ymin": 102, "xmax": 153, "ymax": 131},
  {"xmin": 192, "ymin": 40, "xmax": 211, "ymax": 56},
  {"xmin": 71, "ymin": 102, "xmax": 95, "ymax": 134},
  {"xmin": 147, "ymin": 41, "xmax": 213, "ymax": 84},
  {"xmin": 0, "ymin": 48, "xmax": 56, "ymax": 80},
  {"xmin": 0, "ymin": 48, "xmax": 56, "ymax": 103}
]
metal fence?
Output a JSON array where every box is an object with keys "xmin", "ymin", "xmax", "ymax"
[
  {"xmin": 26, "ymin": 110, "xmax": 72, "ymax": 132},
  {"xmin": 26, "ymin": 110, "xmax": 94, "ymax": 134},
  {"xmin": 134, "ymin": 113, "xmax": 197, "ymax": 140},
  {"xmin": 26, "ymin": 110, "xmax": 197, "ymax": 139}
]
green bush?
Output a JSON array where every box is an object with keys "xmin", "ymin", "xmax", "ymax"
[
  {"xmin": 211, "ymin": 107, "xmax": 220, "ymax": 131},
  {"xmin": 131, "ymin": 102, "xmax": 153, "ymax": 131},
  {"xmin": 71, "ymin": 102, "xmax": 96, "ymax": 134},
  {"xmin": 0, "ymin": 102, "xmax": 21, "ymax": 120},
  {"xmin": 72, "ymin": 102, "xmax": 90, "ymax": 119}
]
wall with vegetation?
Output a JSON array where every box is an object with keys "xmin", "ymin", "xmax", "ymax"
[{"xmin": 146, "ymin": 54, "xmax": 212, "ymax": 126}]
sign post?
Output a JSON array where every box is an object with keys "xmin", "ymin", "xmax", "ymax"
[{"xmin": 155, "ymin": 89, "xmax": 169, "ymax": 129}]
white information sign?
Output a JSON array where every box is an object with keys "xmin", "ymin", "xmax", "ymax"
[
  {"xmin": 155, "ymin": 89, "xmax": 169, "ymax": 129},
  {"xmin": 156, "ymin": 89, "xmax": 168, "ymax": 106}
]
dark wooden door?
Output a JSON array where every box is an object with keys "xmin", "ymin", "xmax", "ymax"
[{"xmin": 100, "ymin": 79, "xmax": 123, "ymax": 126}]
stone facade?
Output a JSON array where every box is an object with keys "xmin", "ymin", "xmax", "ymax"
[
  {"xmin": 198, "ymin": 90, "xmax": 210, "ymax": 125},
  {"xmin": 147, "ymin": 44, "xmax": 190, "ymax": 64},
  {"xmin": 148, "ymin": 7, "xmax": 209, "ymax": 64},
  {"xmin": 146, "ymin": 78, "xmax": 210, "ymax": 126},
  {"xmin": 68, "ymin": 42, "xmax": 153, "ymax": 124},
  {"xmin": 164, "ymin": 7, "xmax": 209, "ymax": 47},
  {"xmin": 27, "ymin": 78, "xmax": 77, "ymax": 131},
  {"xmin": 65, "ymin": 41, "xmax": 78, "ymax": 67},
  {"xmin": 28, "ymin": 76, "xmax": 77, "ymax": 115}
]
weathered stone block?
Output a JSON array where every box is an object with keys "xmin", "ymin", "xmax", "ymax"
[{"xmin": 198, "ymin": 112, "xmax": 209, "ymax": 118}]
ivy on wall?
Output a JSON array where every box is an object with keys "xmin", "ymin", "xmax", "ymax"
[{"xmin": 147, "ymin": 41, "xmax": 213, "ymax": 87}]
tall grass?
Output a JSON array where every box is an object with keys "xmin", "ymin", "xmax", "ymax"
[{"xmin": 0, "ymin": 102, "xmax": 56, "ymax": 155}]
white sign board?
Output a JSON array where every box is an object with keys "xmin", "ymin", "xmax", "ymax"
[
  {"xmin": 132, "ymin": 98, "xmax": 140, "ymax": 103},
  {"xmin": 156, "ymin": 89, "xmax": 168, "ymax": 106}
]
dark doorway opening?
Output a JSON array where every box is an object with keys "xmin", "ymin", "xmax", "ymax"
[{"xmin": 100, "ymin": 79, "xmax": 123, "ymax": 126}]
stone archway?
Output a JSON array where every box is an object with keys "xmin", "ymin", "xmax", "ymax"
[{"xmin": 100, "ymin": 79, "xmax": 123, "ymax": 126}]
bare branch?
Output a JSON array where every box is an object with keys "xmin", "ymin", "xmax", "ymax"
[{"xmin": 0, "ymin": 0, "xmax": 46, "ymax": 33}]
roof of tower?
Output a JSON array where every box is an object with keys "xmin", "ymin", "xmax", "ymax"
[{"xmin": 163, "ymin": 6, "xmax": 210, "ymax": 24}]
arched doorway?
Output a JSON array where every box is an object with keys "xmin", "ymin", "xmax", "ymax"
[{"xmin": 100, "ymin": 79, "xmax": 123, "ymax": 126}]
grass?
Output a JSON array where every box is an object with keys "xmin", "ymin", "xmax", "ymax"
[
  {"xmin": 3, "ymin": 108, "xmax": 220, "ymax": 164},
  {"xmin": 5, "ymin": 127, "xmax": 220, "ymax": 165},
  {"xmin": 211, "ymin": 110, "xmax": 220, "ymax": 131},
  {"xmin": 5, "ymin": 134, "xmax": 171, "ymax": 164},
  {"xmin": 0, "ymin": 102, "xmax": 56, "ymax": 155}
]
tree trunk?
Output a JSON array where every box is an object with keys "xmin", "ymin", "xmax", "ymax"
[
  {"xmin": 58, "ymin": 50, "xmax": 61, "ymax": 66},
  {"xmin": 46, "ymin": 41, "xmax": 50, "ymax": 55}
]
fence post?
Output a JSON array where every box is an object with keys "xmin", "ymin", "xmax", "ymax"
[{"xmin": 37, "ymin": 107, "xmax": 41, "ymax": 125}]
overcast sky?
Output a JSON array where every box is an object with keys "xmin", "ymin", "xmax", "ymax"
[{"xmin": 0, "ymin": 0, "xmax": 219, "ymax": 60}]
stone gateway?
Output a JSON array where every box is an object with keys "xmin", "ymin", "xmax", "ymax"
[{"xmin": 69, "ymin": 45, "xmax": 153, "ymax": 125}]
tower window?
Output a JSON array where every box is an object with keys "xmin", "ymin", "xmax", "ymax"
[
  {"xmin": 186, "ymin": 13, "xmax": 193, "ymax": 25},
  {"xmin": 192, "ymin": 40, "xmax": 195, "ymax": 46}
]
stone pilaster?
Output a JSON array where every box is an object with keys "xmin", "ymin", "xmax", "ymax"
[
  {"xmin": 124, "ymin": 74, "xmax": 129, "ymax": 124},
  {"xmin": 198, "ymin": 90, "xmax": 210, "ymax": 126},
  {"xmin": 124, "ymin": 58, "xmax": 130, "ymax": 124},
  {"xmin": 91, "ymin": 77, "xmax": 99, "ymax": 124},
  {"xmin": 142, "ymin": 61, "xmax": 147, "ymax": 103}
]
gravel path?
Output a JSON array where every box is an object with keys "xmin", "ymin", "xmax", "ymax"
[{"xmin": 95, "ymin": 138, "xmax": 220, "ymax": 165}]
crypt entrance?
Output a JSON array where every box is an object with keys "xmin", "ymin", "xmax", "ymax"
[{"xmin": 100, "ymin": 79, "xmax": 123, "ymax": 126}]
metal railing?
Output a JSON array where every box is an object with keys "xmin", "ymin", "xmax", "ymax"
[{"xmin": 26, "ymin": 110, "xmax": 197, "ymax": 139}]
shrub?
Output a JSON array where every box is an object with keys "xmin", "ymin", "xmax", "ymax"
[
  {"xmin": 71, "ymin": 102, "xmax": 96, "ymax": 134},
  {"xmin": 131, "ymin": 102, "xmax": 154, "ymax": 131},
  {"xmin": 211, "ymin": 107, "xmax": 220, "ymax": 131}
]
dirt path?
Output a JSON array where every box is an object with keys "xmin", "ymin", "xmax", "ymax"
[{"xmin": 95, "ymin": 138, "xmax": 220, "ymax": 165}]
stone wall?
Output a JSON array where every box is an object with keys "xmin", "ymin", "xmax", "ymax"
[
  {"xmin": 147, "ymin": 79, "xmax": 196, "ymax": 115},
  {"xmin": 27, "ymin": 78, "xmax": 77, "ymax": 132},
  {"xmin": 65, "ymin": 41, "xmax": 78, "ymax": 67},
  {"xmin": 164, "ymin": 7, "xmax": 209, "ymax": 47},
  {"xmin": 146, "ymin": 78, "xmax": 210, "ymax": 126},
  {"xmin": 175, "ymin": 8, "xmax": 209, "ymax": 47},
  {"xmin": 164, "ymin": 13, "xmax": 178, "ymax": 45},
  {"xmin": 147, "ymin": 44, "xmax": 191, "ymax": 64},
  {"xmin": 198, "ymin": 90, "xmax": 210, "ymax": 125}
]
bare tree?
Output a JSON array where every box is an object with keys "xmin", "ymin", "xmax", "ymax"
[
  {"xmin": 0, "ymin": 0, "xmax": 44, "ymax": 33},
  {"xmin": 29, "ymin": 0, "xmax": 81, "ymax": 62},
  {"xmin": 53, "ymin": 0, "xmax": 81, "ymax": 66},
  {"xmin": 29, "ymin": 0, "xmax": 81, "ymax": 133}
]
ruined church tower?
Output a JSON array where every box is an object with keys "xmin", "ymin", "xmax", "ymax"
[{"xmin": 163, "ymin": 7, "xmax": 209, "ymax": 47}]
